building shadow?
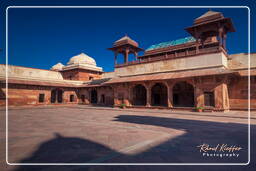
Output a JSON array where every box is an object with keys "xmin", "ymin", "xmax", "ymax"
[
  {"xmin": 14, "ymin": 133, "xmax": 117, "ymax": 171},
  {"xmin": 13, "ymin": 115, "xmax": 256, "ymax": 171},
  {"xmin": 112, "ymin": 115, "xmax": 251, "ymax": 164}
]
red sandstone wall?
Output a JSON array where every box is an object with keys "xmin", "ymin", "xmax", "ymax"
[
  {"xmin": 229, "ymin": 76, "xmax": 256, "ymax": 110},
  {"xmin": 0, "ymin": 84, "xmax": 79, "ymax": 106},
  {"xmin": 1, "ymin": 75, "xmax": 255, "ymax": 110},
  {"xmin": 112, "ymin": 84, "xmax": 131, "ymax": 106},
  {"xmin": 61, "ymin": 69, "xmax": 102, "ymax": 81},
  {"xmin": 97, "ymin": 87, "xmax": 114, "ymax": 106}
]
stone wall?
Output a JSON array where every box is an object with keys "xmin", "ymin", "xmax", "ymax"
[
  {"xmin": 228, "ymin": 53, "xmax": 256, "ymax": 69},
  {"xmin": 60, "ymin": 69, "xmax": 102, "ymax": 81},
  {"xmin": 228, "ymin": 76, "xmax": 256, "ymax": 110},
  {"xmin": 102, "ymin": 72, "xmax": 115, "ymax": 78},
  {"xmin": 0, "ymin": 84, "xmax": 79, "ymax": 106},
  {"xmin": 114, "ymin": 52, "xmax": 227, "ymax": 77},
  {"xmin": 0, "ymin": 64, "xmax": 63, "ymax": 80},
  {"xmin": 1, "ymin": 75, "xmax": 254, "ymax": 111},
  {"xmin": 96, "ymin": 87, "xmax": 114, "ymax": 106}
]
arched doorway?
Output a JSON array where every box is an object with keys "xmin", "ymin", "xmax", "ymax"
[
  {"xmin": 173, "ymin": 81, "xmax": 194, "ymax": 107},
  {"xmin": 90, "ymin": 89, "xmax": 97, "ymax": 104},
  {"xmin": 132, "ymin": 84, "xmax": 147, "ymax": 106},
  {"xmin": 51, "ymin": 88, "xmax": 63, "ymax": 103},
  {"xmin": 151, "ymin": 83, "xmax": 167, "ymax": 106}
]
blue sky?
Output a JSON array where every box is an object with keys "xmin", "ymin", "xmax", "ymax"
[{"xmin": 0, "ymin": 0, "xmax": 254, "ymax": 72}]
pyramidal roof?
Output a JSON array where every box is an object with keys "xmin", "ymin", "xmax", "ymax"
[
  {"xmin": 113, "ymin": 34, "xmax": 139, "ymax": 47},
  {"xmin": 196, "ymin": 10, "xmax": 221, "ymax": 20},
  {"xmin": 115, "ymin": 35, "xmax": 132, "ymax": 43}
]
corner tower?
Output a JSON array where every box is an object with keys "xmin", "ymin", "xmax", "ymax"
[
  {"xmin": 185, "ymin": 10, "xmax": 235, "ymax": 53},
  {"xmin": 108, "ymin": 35, "xmax": 143, "ymax": 66}
]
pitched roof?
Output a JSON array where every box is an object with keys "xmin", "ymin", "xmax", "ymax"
[
  {"xmin": 113, "ymin": 35, "xmax": 139, "ymax": 47},
  {"xmin": 146, "ymin": 37, "xmax": 196, "ymax": 51},
  {"xmin": 196, "ymin": 10, "xmax": 221, "ymax": 20},
  {"xmin": 115, "ymin": 35, "xmax": 132, "ymax": 43},
  {"xmin": 194, "ymin": 10, "xmax": 224, "ymax": 25}
]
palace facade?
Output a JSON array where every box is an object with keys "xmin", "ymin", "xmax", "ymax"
[{"xmin": 1, "ymin": 10, "xmax": 255, "ymax": 111}]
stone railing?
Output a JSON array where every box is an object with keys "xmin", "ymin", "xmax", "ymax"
[{"xmin": 115, "ymin": 45, "xmax": 226, "ymax": 68}]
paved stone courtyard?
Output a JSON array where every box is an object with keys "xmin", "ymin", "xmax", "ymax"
[{"xmin": 1, "ymin": 106, "xmax": 256, "ymax": 171}]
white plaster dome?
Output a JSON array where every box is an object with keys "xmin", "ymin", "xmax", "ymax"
[
  {"xmin": 67, "ymin": 53, "xmax": 96, "ymax": 66},
  {"xmin": 51, "ymin": 62, "xmax": 64, "ymax": 71}
]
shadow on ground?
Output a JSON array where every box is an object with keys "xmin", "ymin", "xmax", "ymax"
[{"xmin": 13, "ymin": 115, "xmax": 255, "ymax": 171}]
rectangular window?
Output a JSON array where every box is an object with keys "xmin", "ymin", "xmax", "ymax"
[
  {"xmin": 39, "ymin": 94, "xmax": 45, "ymax": 103},
  {"xmin": 204, "ymin": 92, "xmax": 215, "ymax": 107},
  {"xmin": 70, "ymin": 95, "xmax": 75, "ymax": 102}
]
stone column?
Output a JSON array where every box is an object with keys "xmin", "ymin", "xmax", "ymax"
[
  {"xmin": 196, "ymin": 39, "xmax": 199, "ymax": 54},
  {"xmin": 134, "ymin": 52, "xmax": 138, "ymax": 60},
  {"xmin": 194, "ymin": 28, "xmax": 199, "ymax": 54},
  {"xmin": 214, "ymin": 82, "xmax": 230, "ymax": 111},
  {"xmin": 124, "ymin": 48, "xmax": 129, "ymax": 63},
  {"xmin": 125, "ymin": 83, "xmax": 131, "ymax": 107},
  {"xmin": 223, "ymin": 33, "xmax": 227, "ymax": 50},
  {"xmin": 113, "ymin": 87, "xmax": 119, "ymax": 107},
  {"xmin": 167, "ymin": 82, "xmax": 173, "ymax": 108},
  {"xmin": 114, "ymin": 52, "xmax": 118, "ymax": 65},
  {"xmin": 218, "ymin": 27, "xmax": 224, "ymax": 48},
  {"xmin": 194, "ymin": 86, "xmax": 204, "ymax": 108},
  {"xmin": 97, "ymin": 88, "xmax": 100, "ymax": 105},
  {"xmin": 223, "ymin": 83, "xmax": 230, "ymax": 111},
  {"xmin": 146, "ymin": 86, "xmax": 151, "ymax": 107}
]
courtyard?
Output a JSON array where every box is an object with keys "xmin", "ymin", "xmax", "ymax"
[{"xmin": 0, "ymin": 106, "xmax": 256, "ymax": 171}]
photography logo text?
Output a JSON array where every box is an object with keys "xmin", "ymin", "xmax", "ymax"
[{"xmin": 197, "ymin": 143, "xmax": 242, "ymax": 158}]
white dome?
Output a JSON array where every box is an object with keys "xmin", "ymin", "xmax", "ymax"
[
  {"xmin": 67, "ymin": 53, "xmax": 96, "ymax": 66},
  {"xmin": 51, "ymin": 62, "xmax": 64, "ymax": 71}
]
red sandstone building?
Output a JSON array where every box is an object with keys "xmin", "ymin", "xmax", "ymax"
[{"xmin": 0, "ymin": 10, "xmax": 255, "ymax": 111}]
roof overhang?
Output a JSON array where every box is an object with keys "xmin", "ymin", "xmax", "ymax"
[
  {"xmin": 186, "ymin": 18, "xmax": 235, "ymax": 37},
  {"xmin": 61, "ymin": 64, "xmax": 103, "ymax": 72},
  {"xmin": 104, "ymin": 68, "xmax": 239, "ymax": 84}
]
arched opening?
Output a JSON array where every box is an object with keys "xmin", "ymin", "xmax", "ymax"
[
  {"xmin": 90, "ymin": 89, "xmax": 97, "ymax": 104},
  {"xmin": 51, "ymin": 88, "xmax": 63, "ymax": 103},
  {"xmin": 173, "ymin": 81, "xmax": 194, "ymax": 107},
  {"xmin": 151, "ymin": 83, "xmax": 167, "ymax": 106},
  {"xmin": 132, "ymin": 84, "xmax": 147, "ymax": 106}
]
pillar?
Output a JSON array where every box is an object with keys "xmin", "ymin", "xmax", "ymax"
[
  {"xmin": 214, "ymin": 82, "xmax": 230, "ymax": 111},
  {"xmin": 194, "ymin": 28, "xmax": 199, "ymax": 54},
  {"xmin": 194, "ymin": 86, "xmax": 204, "ymax": 108},
  {"xmin": 196, "ymin": 39, "xmax": 199, "ymax": 54},
  {"xmin": 134, "ymin": 51, "xmax": 138, "ymax": 60},
  {"xmin": 146, "ymin": 86, "xmax": 151, "ymax": 107},
  {"xmin": 167, "ymin": 83, "xmax": 173, "ymax": 108},
  {"xmin": 124, "ymin": 48, "xmax": 129, "ymax": 63},
  {"xmin": 218, "ymin": 27, "xmax": 223, "ymax": 48},
  {"xmin": 113, "ymin": 87, "xmax": 119, "ymax": 107},
  {"xmin": 223, "ymin": 33, "xmax": 227, "ymax": 50},
  {"xmin": 114, "ymin": 51, "xmax": 118, "ymax": 65}
]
